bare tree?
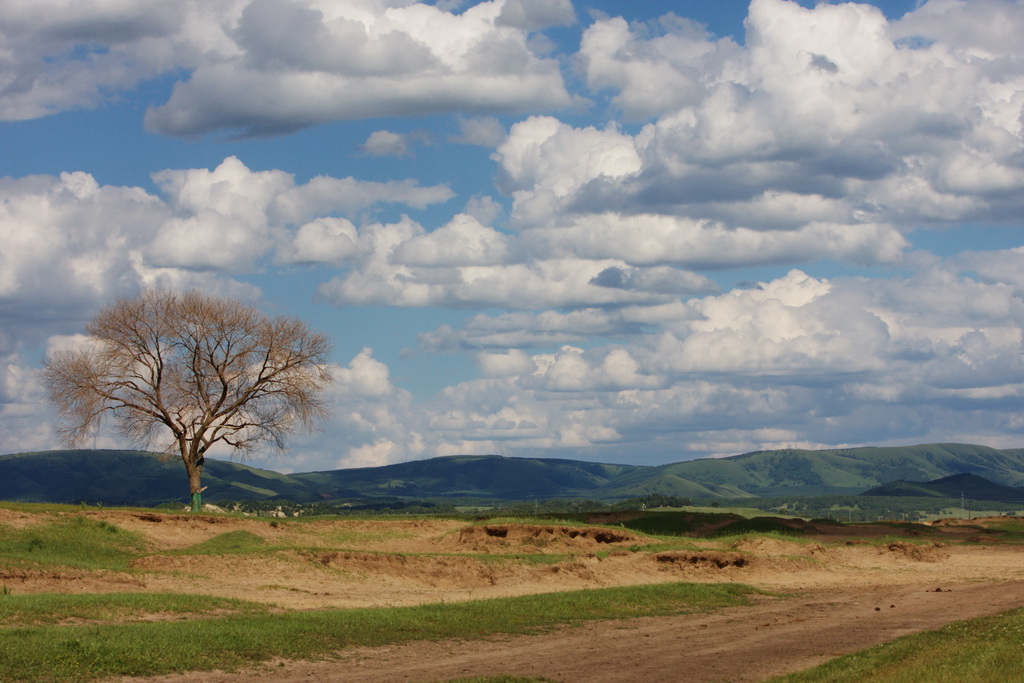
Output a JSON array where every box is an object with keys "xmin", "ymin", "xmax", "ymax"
[{"xmin": 42, "ymin": 289, "xmax": 333, "ymax": 511}]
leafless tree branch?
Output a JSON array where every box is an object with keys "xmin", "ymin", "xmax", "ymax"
[{"xmin": 42, "ymin": 289, "xmax": 334, "ymax": 511}]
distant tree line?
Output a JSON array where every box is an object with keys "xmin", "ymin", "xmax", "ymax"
[
  {"xmin": 210, "ymin": 494, "xmax": 697, "ymax": 518},
  {"xmin": 202, "ymin": 492, "xmax": 1022, "ymax": 520},
  {"xmin": 217, "ymin": 498, "xmax": 456, "ymax": 516}
]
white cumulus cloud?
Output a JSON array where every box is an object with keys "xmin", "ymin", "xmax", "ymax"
[{"xmin": 145, "ymin": 0, "xmax": 573, "ymax": 137}]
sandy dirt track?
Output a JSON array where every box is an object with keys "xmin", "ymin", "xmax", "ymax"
[
  {"xmin": 154, "ymin": 580, "xmax": 1024, "ymax": 683},
  {"xmin": 3, "ymin": 508, "xmax": 1023, "ymax": 681}
]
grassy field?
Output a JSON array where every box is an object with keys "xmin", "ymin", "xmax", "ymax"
[
  {"xmin": 0, "ymin": 592, "xmax": 269, "ymax": 626},
  {"xmin": 7, "ymin": 595, "xmax": 1021, "ymax": 683},
  {"xmin": 0, "ymin": 503, "xmax": 770, "ymax": 681},
  {"xmin": 2, "ymin": 503, "xmax": 1022, "ymax": 681},
  {"xmin": 0, "ymin": 514, "xmax": 147, "ymax": 572},
  {"xmin": 0, "ymin": 583, "xmax": 758, "ymax": 682}
]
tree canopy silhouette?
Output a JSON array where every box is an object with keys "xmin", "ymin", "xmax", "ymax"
[{"xmin": 43, "ymin": 289, "xmax": 333, "ymax": 511}]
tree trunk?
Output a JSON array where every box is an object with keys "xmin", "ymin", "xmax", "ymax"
[{"xmin": 184, "ymin": 453, "xmax": 205, "ymax": 513}]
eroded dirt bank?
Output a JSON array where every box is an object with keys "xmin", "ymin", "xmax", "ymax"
[
  {"xmin": 4, "ymin": 508, "xmax": 1023, "ymax": 681},
  {"xmin": 5, "ymin": 510, "xmax": 1022, "ymax": 610}
]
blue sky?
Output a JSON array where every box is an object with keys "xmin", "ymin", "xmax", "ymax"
[{"xmin": 2, "ymin": 0, "xmax": 1023, "ymax": 472}]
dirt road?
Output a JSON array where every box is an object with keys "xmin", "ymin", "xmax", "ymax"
[{"xmin": 130, "ymin": 580, "xmax": 1024, "ymax": 683}]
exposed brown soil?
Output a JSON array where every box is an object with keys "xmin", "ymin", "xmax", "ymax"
[
  {"xmin": 4, "ymin": 508, "xmax": 1024, "ymax": 681},
  {"xmin": 164, "ymin": 581, "xmax": 1023, "ymax": 683}
]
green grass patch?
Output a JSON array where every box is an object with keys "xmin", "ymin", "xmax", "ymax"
[
  {"xmin": 682, "ymin": 506, "xmax": 804, "ymax": 519},
  {"xmin": 175, "ymin": 530, "xmax": 268, "ymax": 555},
  {"xmin": 0, "ymin": 516, "xmax": 146, "ymax": 572},
  {"xmin": 475, "ymin": 553, "xmax": 567, "ymax": 566},
  {"xmin": 708, "ymin": 517, "xmax": 806, "ymax": 538},
  {"xmin": 0, "ymin": 582, "xmax": 760, "ymax": 682},
  {"xmin": 0, "ymin": 593, "xmax": 269, "ymax": 627},
  {"xmin": 975, "ymin": 518, "xmax": 1024, "ymax": 534},
  {"xmin": 773, "ymin": 607, "xmax": 1024, "ymax": 683}
]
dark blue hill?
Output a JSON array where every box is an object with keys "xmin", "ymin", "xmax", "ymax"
[{"xmin": 2, "ymin": 443, "xmax": 1023, "ymax": 506}]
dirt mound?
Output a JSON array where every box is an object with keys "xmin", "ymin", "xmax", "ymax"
[
  {"xmin": 966, "ymin": 534, "xmax": 1000, "ymax": 543},
  {"xmin": 930, "ymin": 517, "xmax": 998, "ymax": 527},
  {"xmin": 652, "ymin": 550, "xmax": 749, "ymax": 570},
  {"xmin": 302, "ymin": 547, "xmax": 636, "ymax": 600},
  {"xmin": 0, "ymin": 508, "xmax": 44, "ymax": 528},
  {"xmin": 648, "ymin": 545, "xmax": 840, "ymax": 578},
  {"xmin": 731, "ymin": 536, "xmax": 831, "ymax": 558},
  {"xmin": 452, "ymin": 524, "xmax": 639, "ymax": 552},
  {"xmin": 310, "ymin": 550, "xmax": 505, "ymax": 589},
  {"xmin": 1, "ymin": 566, "xmax": 145, "ymax": 594},
  {"xmin": 878, "ymin": 541, "xmax": 946, "ymax": 562},
  {"xmin": 82, "ymin": 510, "xmax": 278, "ymax": 550},
  {"xmin": 4, "ymin": 507, "xmax": 1021, "ymax": 613}
]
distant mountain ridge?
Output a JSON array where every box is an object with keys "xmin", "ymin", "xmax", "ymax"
[{"xmin": 2, "ymin": 443, "xmax": 1024, "ymax": 506}]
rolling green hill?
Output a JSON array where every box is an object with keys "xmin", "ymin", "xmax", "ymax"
[
  {"xmin": 289, "ymin": 454, "xmax": 639, "ymax": 499},
  {"xmin": 0, "ymin": 450, "xmax": 318, "ymax": 506},
  {"xmin": 635, "ymin": 443, "xmax": 1024, "ymax": 498},
  {"xmin": 2, "ymin": 443, "xmax": 1024, "ymax": 506},
  {"xmin": 862, "ymin": 472, "xmax": 1024, "ymax": 503}
]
